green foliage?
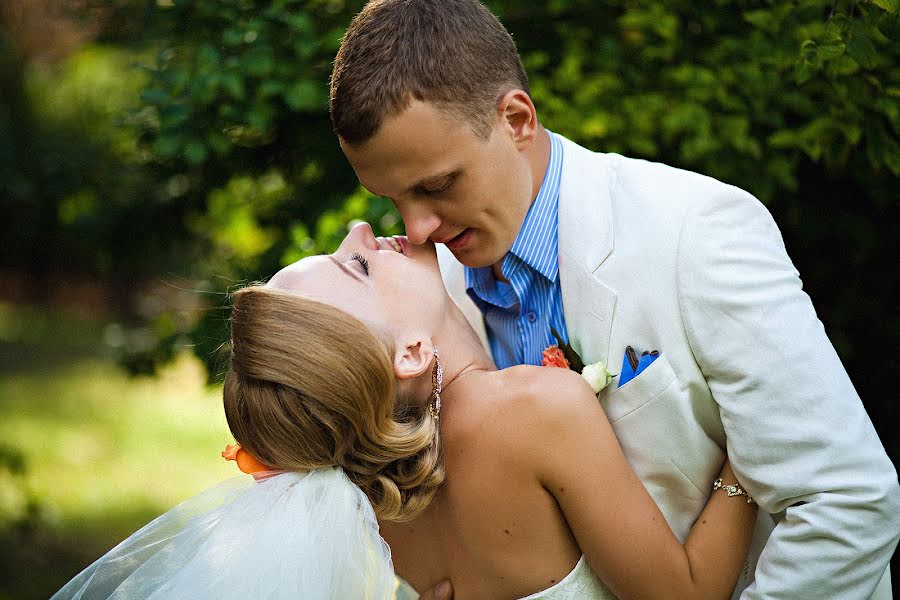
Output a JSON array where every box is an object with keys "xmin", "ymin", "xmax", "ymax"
[
  {"xmin": 141, "ymin": 0, "xmax": 345, "ymax": 168},
  {"xmin": 135, "ymin": 0, "xmax": 355, "ymax": 221},
  {"xmin": 505, "ymin": 0, "xmax": 900, "ymax": 202},
  {"xmin": 0, "ymin": 41, "xmax": 195, "ymax": 284}
]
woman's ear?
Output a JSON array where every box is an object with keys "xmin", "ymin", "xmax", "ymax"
[{"xmin": 394, "ymin": 340, "xmax": 434, "ymax": 380}]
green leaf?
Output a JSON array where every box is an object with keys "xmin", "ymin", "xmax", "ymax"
[
  {"xmin": 794, "ymin": 58, "xmax": 816, "ymax": 84},
  {"xmin": 800, "ymin": 39, "xmax": 818, "ymax": 63},
  {"xmin": 846, "ymin": 27, "xmax": 877, "ymax": 69},
  {"xmin": 139, "ymin": 88, "xmax": 169, "ymax": 105},
  {"xmin": 258, "ymin": 80, "xmax": 285, "ymax": 97},
  {"xmin": 241, "ymin": 49, "xmax": 275, "ymax": 77},
  {"xmin": 818, "ymin": 39, "xmax": 846, "ymax": 60},
  {"xmin": 871, "ymin": 0, "xmax": 898, "ymax": 13},
  {"xmin": 222, "ymin": 28, "xmax": 244, "ymax": 46},
  {"xmin": 245, "ymin": 105, "xmax": 274, "ymax": 132},
  {"xmin": 743, "ymin": 10, "xmax": 775, "ymax": 31},
  {"xmin": 220, "ymin": 73, "xmax": 245, "ymax": 100},
  {"xmin": 184, "ymin": 141, "xmax": 208, "ymax": 164},
  {"xmin": 873, "ymin": 97, "xmax": 899, "ymax": 128},
  {"xmin": 206, "ymin": 131, "xmax": 231, "ymax": 156},
  {"xmin": 768, "ymin": 130, "xmax": 802, "ymax": 149},
  {"xmin": 884, "ymin": 144, "xmax": 900, "ymax": 175},
  {"xmin": 549, "ymin": 325, "xmax": 585, "ymax": 373},
  {"xmin": 794, "ymin": 40, "xmax": 821, "ymax": 84},
  {"xmin": 284, "ymin": 80, "xmax": 324, "ymax": 111},
  {"xmin": 197, "ymin": 44, "xmax": 220, "ymax": 69},
  {"xmin": 824, "ymin": 20, "xmax": 845, "ymax": 40},
  {"xmin": 827, "ymin": 54, "xmax": 859, "ymax": 76},
  {"xmin": 154, "ymin": 135, "xmax": 182, "ymax": 158},
  {"xmin": 282, "ymin": 12, "xmax": 313, "ymax": 34}
]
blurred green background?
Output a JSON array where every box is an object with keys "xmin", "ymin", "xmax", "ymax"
[{"xmin": 0, "ymin": 1, "xmax": 897, "ymax": 598}]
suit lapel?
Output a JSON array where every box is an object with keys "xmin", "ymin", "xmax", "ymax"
[
  {"xmin": 557, "ymin": 136, "xmax": 617, "ymax": 367},
  {"xmin": 436, "ymin": 244, "xmax": 490, "ymax": 351}
]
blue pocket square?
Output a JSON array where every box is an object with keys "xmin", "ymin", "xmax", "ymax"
[{"xmin": 617, "ymin": 346, "xmax": 660, "ymax": 388}]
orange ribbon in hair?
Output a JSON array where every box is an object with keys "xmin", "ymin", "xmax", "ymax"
[{"xmin": 222, "ymin": 444, "xmax": 277, "ymax": 479}]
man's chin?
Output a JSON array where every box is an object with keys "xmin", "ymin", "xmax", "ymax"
[{"xmin": 448, "ymin": 245, "xmax": 505, "ymax": 270}]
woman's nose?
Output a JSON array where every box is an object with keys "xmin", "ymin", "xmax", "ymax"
[{"xmin": 346, "ymin": 221, "xmax": 379, "ymax": 250}]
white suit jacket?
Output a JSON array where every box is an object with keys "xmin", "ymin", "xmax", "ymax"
[{"xmin": 437, "ymin": 135, "xmax": 900, "ymax": 599}]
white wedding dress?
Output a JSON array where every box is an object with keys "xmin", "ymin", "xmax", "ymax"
[
  {"xmin": 517, "ymin": 556, "xmax": 613, "ymax": 600},
  {"xmin": 395, "ymin": 555, "xmax": 614, "ymax": 600},
  {"xmin": 52, "ymin": 468, "xmax": 616, "ymax": 600}
]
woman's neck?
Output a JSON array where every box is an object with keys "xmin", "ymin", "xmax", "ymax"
[{"xmin": 431, "ymin": 304, "xmax": 496, "ymax": 395}]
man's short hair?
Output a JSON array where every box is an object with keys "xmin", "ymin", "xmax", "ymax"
[{"xmin": 330, "ymin": 0, "xmax": 529, "ymax": 144}]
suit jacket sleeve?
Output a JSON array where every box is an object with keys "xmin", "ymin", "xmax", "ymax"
[{"xmin": 676, "ymin": 188, "xmax": 900, "ymax": 599}]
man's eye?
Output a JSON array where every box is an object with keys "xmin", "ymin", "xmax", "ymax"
[
  {"xmin": 424, "ymin": 181, "xmax": 451, "ymax": 195},
  {"xmin": 420, "ymin": 175, "xmax": 456, "ymax": 196},
  {"xmin": 350, "ymin": 252, "xmax": 370, "ymax": 275}
]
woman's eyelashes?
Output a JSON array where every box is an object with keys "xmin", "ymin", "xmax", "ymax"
[{"xmin": 349, "ymin": 252, "xmax": 370, "ymax": 275}]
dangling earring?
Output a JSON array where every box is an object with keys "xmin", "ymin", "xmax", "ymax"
[{"xmin": 429, "ymin": 347, "xmax": 443, "ymax": 422}]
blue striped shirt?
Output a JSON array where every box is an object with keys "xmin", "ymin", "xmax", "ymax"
[{"xmin": 465, "ymin": 132, "xmax": 569, "ymax": 369}]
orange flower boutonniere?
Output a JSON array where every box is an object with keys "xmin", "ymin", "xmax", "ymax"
[
  {"xmin": 541, "ymin": 345, "xmax": 570, "ymax": 369},
  {"xmin": 542, "ymin": 325, "xmax": 615, "ymax": 395}
]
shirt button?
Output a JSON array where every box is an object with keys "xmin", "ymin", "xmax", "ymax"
[{"xmin": 526, "ymin": 311, "xmax": 537, "ymax": 323}]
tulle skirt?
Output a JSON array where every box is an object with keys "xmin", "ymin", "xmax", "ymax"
[{"xmin": 51, "ymin": 468, "xmax": 396, "ymax": 599}]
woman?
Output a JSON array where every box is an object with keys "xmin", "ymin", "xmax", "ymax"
[{"xmin": 54, "ymin": 222, "xmax": 757, "ymax": 599}]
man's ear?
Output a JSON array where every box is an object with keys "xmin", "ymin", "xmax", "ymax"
[
  {"xmin": 394, "ymin": 340, "xmax": 435, "ymax": 381},
  {"xmin": 497, "ymin": 89, "xmax": 538, "ymax": 150}
]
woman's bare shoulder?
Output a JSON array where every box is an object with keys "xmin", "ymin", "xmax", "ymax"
[
  {"xmin": 500, "ymin": 365, "xmax": 602, "ymax": 415},
  {"xmin": 447, "ymin": 366, "xmax": 607, "ymax": 451}
]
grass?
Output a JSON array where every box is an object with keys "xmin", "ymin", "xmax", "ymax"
[{"xmin": 0, "ymin": 303, "xmax": 235, "ymax": 599}]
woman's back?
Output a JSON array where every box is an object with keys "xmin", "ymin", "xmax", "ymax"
[{"xmin": 380, "ymin": 366, "xmax": 610, "ymax": 599}]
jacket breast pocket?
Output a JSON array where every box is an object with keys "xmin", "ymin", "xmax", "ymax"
[{"xmin": 600, "ymin": 352, "xmax": 677, "ymax": 423}]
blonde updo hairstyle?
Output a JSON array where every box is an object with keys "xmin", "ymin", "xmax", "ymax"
[{"xmin": 224, "ymin": 285, "xmax": 444, "ymax": 522}]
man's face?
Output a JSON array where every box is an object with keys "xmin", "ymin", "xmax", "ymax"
[{"xmin": 340, "ymin": 99, "xmax": 534, "ymax": 269}]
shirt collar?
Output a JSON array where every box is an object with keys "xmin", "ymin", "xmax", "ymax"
[{"xmin": 507, "ymin": 131, "xmax": 564, "ymax": 281}]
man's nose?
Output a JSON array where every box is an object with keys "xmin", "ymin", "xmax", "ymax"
[{"xmin": 397, "ymin": 203, "xmax": 441, "ymax": 246}]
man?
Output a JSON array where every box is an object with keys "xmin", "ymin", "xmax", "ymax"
[{"xmin": 330, "ymin": 1, "xmax": 900, "ymax": 598}]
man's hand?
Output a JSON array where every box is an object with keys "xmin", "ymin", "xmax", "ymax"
[{"xmin": 417, "ymin": 580, "xmax": 452, "ymax": 600}]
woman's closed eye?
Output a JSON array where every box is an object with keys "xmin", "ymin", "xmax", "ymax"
[{"xmin": 350, "ymin": 252, "xmax": 370, "ymax": 275}]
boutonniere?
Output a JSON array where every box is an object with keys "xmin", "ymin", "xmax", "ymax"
[{"xmin": 542, "ymin": 325, "xmax": 615, "ymax": 395}]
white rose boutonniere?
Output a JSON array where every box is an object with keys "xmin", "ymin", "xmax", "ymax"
[
  {"xmin": 580, "ymin": 361, "xmax": 615, "ymax": 394},
  {"xmin": 541, "ymin": 325, "xmax": 616, "ymax": 396}
]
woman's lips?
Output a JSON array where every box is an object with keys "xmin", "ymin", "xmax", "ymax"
[
  {"xmin": 393, "ymin": 235, "xmax": 409, "ymax": 256},
  {"xmin": 380, "ymin": 235, "xmax": 405, "ymax": 254}
]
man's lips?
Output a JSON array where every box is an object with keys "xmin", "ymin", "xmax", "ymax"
[
  {"xmin": 444, "ymin": 228, "xmax": 473, "ymax": 250},
  {"xmin": 433, "ymin": 228, "xmax": 472, "ymax": 246}
]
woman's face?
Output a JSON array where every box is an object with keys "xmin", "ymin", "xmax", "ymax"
[{"xmin": 268, "ymin": 222, "xmax": 448, "ymax": 340}]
